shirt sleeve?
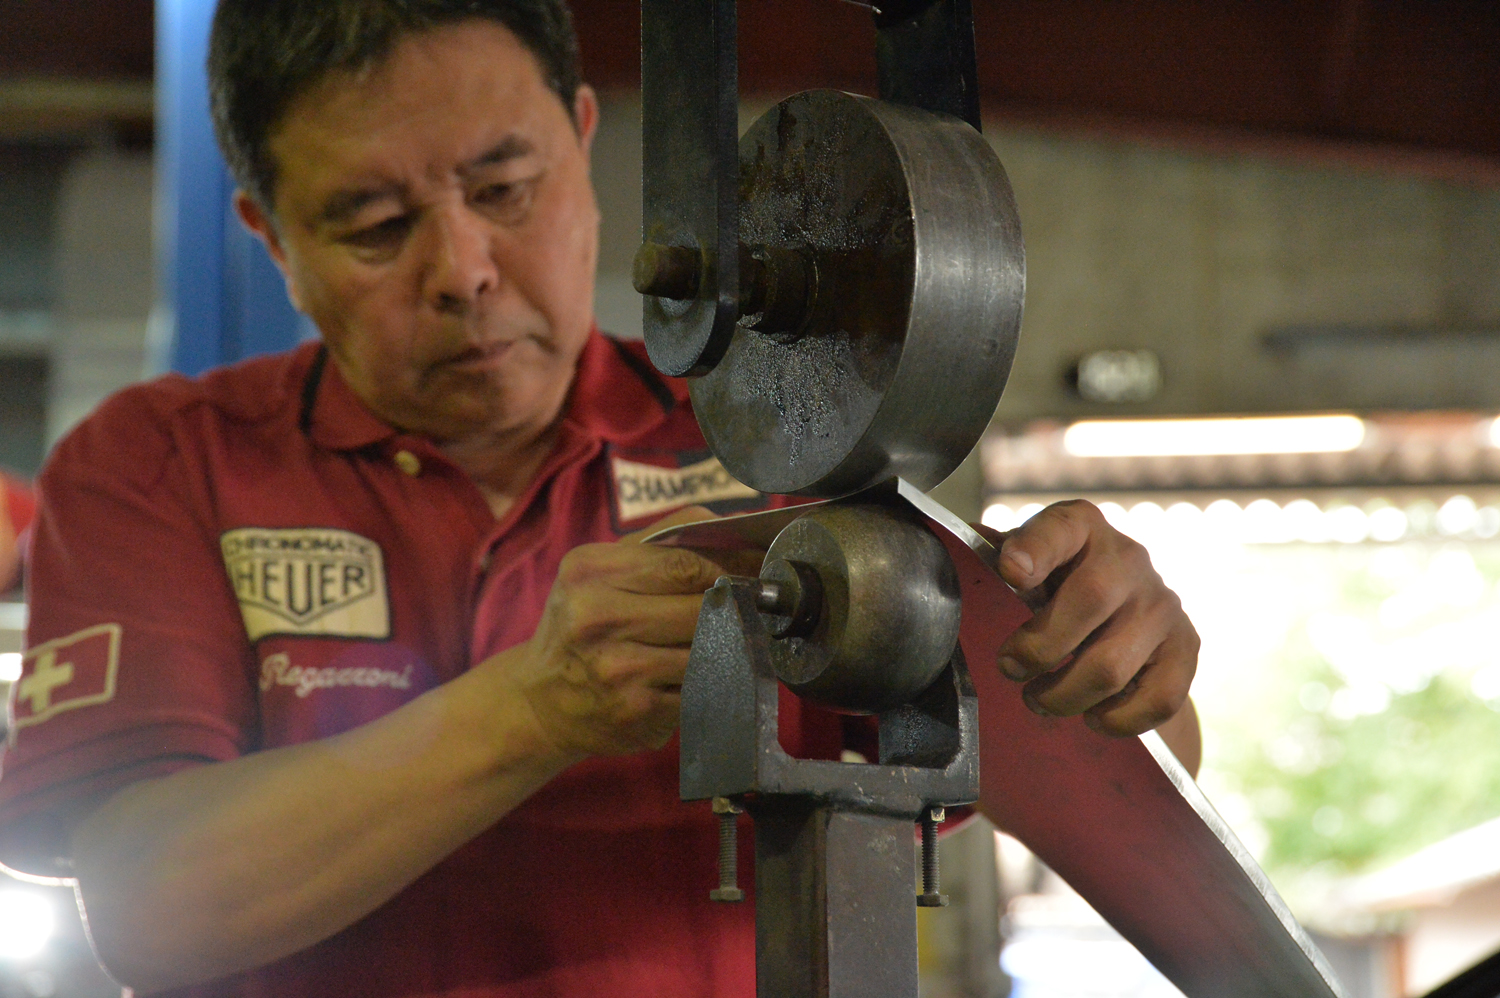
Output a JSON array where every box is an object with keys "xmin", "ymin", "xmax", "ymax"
[{"xmin": 0, "ymin": 388, "xmax": 259, "ymax": 877}]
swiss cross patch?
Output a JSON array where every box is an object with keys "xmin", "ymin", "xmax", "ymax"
[{"xmin": 9, "ymin": 624, "xmax": 122, "ymax": 732}]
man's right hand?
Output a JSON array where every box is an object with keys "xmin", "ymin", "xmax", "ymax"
[{"xmin": 506, "ymin": 506, "xmax": 760, "ymax": 760}]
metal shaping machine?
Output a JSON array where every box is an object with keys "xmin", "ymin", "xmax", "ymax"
[{"xmin": 636, "ymin": 3, "xmax": 1347, "ymax": 996}]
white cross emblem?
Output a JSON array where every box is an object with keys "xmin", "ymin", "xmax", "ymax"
[
  {"xmin": 10, "ymin": 623, "xmax": 122, "ymax": 731},
  {"xmin": 16, "ymin": 650, "xmax": 74, "ymax": 714}
]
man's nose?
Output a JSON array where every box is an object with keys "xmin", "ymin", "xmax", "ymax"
[{"xmin": 424, "ymin": 205, "xmax": 502, "ymax": 313}]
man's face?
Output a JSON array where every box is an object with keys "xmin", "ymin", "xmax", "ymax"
[{"xmin": 241, "ymin": 20, "xmax": 601, "ymax": 442}]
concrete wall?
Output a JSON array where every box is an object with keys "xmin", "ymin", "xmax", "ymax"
[
  {"xmin": 47, "ymin": 146, "xmax": 154, "ymax": 444},
  {"xmin": 7, "ymin": 96, "xmax": 1498, "ymax": 456},
  {"xmin": 991, "ymin": 129, "xmax": 1500, "ymax": 423}
]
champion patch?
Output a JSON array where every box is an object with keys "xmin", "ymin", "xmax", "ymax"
[
  {"xmin": 10, "ymin": 624, "xmax": 122, "ymax": 732},
  {"xmin": 612, "ymin": 455, "xmax": 758, "ymax": 524},
  {"xmin": 221, "ymin": 528, "xmax": 391, "ymax": 642}
]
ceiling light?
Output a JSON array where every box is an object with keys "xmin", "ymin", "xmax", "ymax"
[{"xmin": 1062, "ymin": 415, "xmax": 1366, "ymax": 458}]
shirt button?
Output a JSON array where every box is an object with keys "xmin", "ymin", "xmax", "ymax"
[{"xmin": 394, "ymin": 450, "xmax": 422, "ymax": 477}]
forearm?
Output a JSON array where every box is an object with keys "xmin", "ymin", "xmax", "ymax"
[{"xmin": 71, "ymin": 649, "xmax": 574, "ymax": 994}]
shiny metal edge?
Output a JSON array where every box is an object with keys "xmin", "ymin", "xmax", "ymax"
[
  {"xmin": 642, "ymin": 502, "xmax": 825, "ymax": 551},
  {"xmin": 1140, "ymin": 730, "xmax": 1348, "ymax": 996},
  {"xmin": 914, "ymin": 484, "xmax": 1345, "ymax": 997}
]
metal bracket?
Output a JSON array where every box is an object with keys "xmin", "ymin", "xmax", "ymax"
[
  {"xmin": 874, "ymin": 0, "xmax": 983, "ymax": 129},
  {"xmin": 681, "ymin": 575, "xmax": 979, "ymax": 997},
  {"xmin": 639, "ymin": 0, "xmax": 741, "ymax": 376},
  {"xmin": 680, "ymin": 577, "xmax": 978, "ymax": 814}
]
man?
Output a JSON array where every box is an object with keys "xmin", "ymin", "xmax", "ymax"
[{"xmin": 0, "ymin": 2, "xmax": 1200, "ymax": 995}]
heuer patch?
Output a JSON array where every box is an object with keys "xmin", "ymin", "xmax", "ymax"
[
  {"xmin": 221, "ymin": 528, "xmax": 390, "ymax": 642},
  {"xmin": 611, "ymin": 454, "xmax": 758, "ymax": 524},
  {"xmin": 11, "ymin": 623, "xmax": 122, "ymax": 732}
]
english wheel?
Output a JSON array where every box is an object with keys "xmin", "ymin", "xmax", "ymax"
[{"xmin": 689, "ymin": 88, "xmax": 1025, "ymax": 497}]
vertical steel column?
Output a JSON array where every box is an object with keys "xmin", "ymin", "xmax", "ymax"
[
  {"xmin": 874, "ymin": 0, "xmax": 983, "ymax": 130},
  {"xmin": 753, "ymin": 801, "xmax": 920, "ymax": 998}
]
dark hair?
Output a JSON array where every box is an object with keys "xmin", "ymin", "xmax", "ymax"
[{"xmin": 208, "ymin": 0, "xmax": 582, "ymax": 212}]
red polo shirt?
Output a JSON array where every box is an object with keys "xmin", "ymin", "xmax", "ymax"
[{"xmin": 0, "ymin": 332, "xmax": 843, "ymax": 998}]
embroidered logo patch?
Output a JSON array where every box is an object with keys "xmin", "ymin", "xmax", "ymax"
[
  {"xmin": 221, "ymin": 528, "xmax": 390, "ymax": 641},
  {"xmin": 612, "ymin": 455, "xmax": 758, "ymax": 524},
  {"xmin": 11, "ymin": 624, "xmax": 122, "ymax": 731}
]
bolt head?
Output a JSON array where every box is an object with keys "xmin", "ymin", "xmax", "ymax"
[{"xmin": 633, "ymin": 242, "xmax": 702, "ymax": 300}]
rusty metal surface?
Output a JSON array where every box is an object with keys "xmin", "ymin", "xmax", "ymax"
[
  {"xmin": 762, "ymin": 505, "xmax": 962, "ymax": 714},
  {"xmin": 689, "ymin": 90, "xmax": 1024, "ymax": 497},
  {"xmin": 680, "ymin": 567, "xmax": 979, "ymax": 998},
  {"xmin": 753, "ymin": 802, "xmax": 921, "ymax": 998}
]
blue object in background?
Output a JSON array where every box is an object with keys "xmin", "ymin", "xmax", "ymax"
[{"xmin": 156, "ymin": 0, "xmax": 310, "ymax": 377}]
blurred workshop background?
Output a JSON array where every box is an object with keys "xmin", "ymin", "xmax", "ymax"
[{"xmin": 0, "ymin": 2, "xmax": 1496, "ymax": 996}]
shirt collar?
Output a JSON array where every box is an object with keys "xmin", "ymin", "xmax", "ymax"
[
  {"xmin": 562, "ymin": 328, "xmax": 687, "ymax": 444},
  {"xmin": 303, "ymin": 327, "xmax": 687, "ymax": 453},
  {"xmin": 304, "ymin": 345, "xmax": 397, "ymax": 452}
]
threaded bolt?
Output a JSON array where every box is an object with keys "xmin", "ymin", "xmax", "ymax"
[
  {"xmin": 633, "ymin": 242, "xmax": 702, "ymax": 300},
  {"xmin": 709, "ymin": 797, "xmax": 745, "ymax": 903},
  {"xmin": 917, "ymin": 805, "xmax": 948, "ymax": 907}
]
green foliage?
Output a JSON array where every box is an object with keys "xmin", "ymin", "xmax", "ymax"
[{"xmin": 1208, "ymin": 540, "xmax": 1500, "ymax": 882}]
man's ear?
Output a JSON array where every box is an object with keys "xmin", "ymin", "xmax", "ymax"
[
  {"xmin": 573, "ymin": 84, "xmax": 599, "ymax": 157},
  {"xmin": 233, "ymin": 190, "xmax": 304, "ymax": 312}
]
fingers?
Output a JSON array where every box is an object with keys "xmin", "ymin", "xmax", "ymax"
[
  {"xmin": 1021, "ymin": 588, "xmax": 1194, "ymax": 724},
  {"xmin": 995, "ymin": 500, "xmax": 1097, "ymax": 593},
  {"xmin": 554, "ymin": 589, "xmax": 707, "ymax": 648},
  {"xmin": 1083, "ymin": 625, "xmax": 1199, "ymax": 737},
  {"xmin": 991, "ymin": 499, "xmax": 1199, "ymax": 736},
  {"xmin": 558, "ymin": 540, "xmax": 728, "ymax": 597},
  {"xmin": 996, "ymin": 504, "xmax": 1154, "ymax": 682},
  {"xmin": 557, "ymin": 642, "xmax": 691, "ymax": 693},
  {"xmin": 523, "ymin": 516, "xmax": 742, "ymax": 758},
  {"xmin": 528, "ymin": 643, "xmax": 690, "ymax": 756}
]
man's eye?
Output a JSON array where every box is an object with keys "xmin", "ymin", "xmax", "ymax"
[
  {"xmin": 474, "ymin": 180, "xmax": 535, "ymax": 220},
  {"xmin": 342, "ymin": 215, "xmax": 412, "ymax": 251}
]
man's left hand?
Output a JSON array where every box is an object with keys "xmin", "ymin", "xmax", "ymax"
[{"xmin": 979, "ymin": 500, "xmax": 1200, "ymax": 741}]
